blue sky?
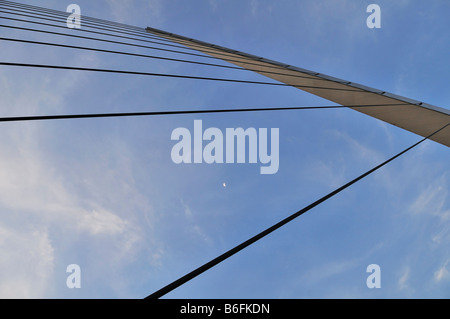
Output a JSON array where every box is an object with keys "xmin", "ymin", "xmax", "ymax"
[{"xmin": 0, "ymin": 0, "xmax": 449, "ymax": 298}]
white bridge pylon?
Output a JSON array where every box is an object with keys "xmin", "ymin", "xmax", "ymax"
[{"xmin": 146, "ymin": 26, "xmax": 450, "ymax": 148}]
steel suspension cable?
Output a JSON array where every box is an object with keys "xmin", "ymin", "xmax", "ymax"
[
  {"xmin": 0, "ymin": 18, "xmax": 306, "ymax": 74},
  {"xmin": 0, "ymin": 8, "xmax": 266, "ymax": 63},
  {"xmin": 0, "ymin": 9, "xmax": 209, "ymax": 52},
  {"xmin": 0, "ymin": 2, "xmax": 269, "ymax": 60},
  {"xmin": 1, "ymin": 12, "xmax": 342, "ymax": 83},
  {"xmin": 0, "ymin": 17, "xmax": 312, "ymax": 79},
  {"xmin": 0, "ymin": 0, "xmax": 171, "ymax": 39},
  {"xmin": 0, "ymin": 37, "xmax": 351, "ymax": 83},
  {"xmin": 0, "ymin": 7, "xmax": 324, "ymax": 77},
  {"xmin": 0, "ymin": 103, "xmax": 408, "ymax": 123},
  {"xmin": 145, "ymin": 122, "xmax": 450, "ymax": 299},
  {"xmin": 0, "ymin": 22, "xmax": 217, "ymax": 61},
  {"xmin": 0, "ymin": 2, "xmax": 193, "ymax": 49},
  {"xmin": 0, "ymin": 62, "xmax": 365, "ymax": 92}
]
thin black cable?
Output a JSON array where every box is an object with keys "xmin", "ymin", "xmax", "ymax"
[
  {"xmin": 0, "ymin": 9, "xmax": 263, "ymax": 63},
  {"xmin": 0, "ymin": 17, "xmax": 310, "ymax": 78},
  {"xmin": 2, "ymin": 1, "xmax": 169, "ymax": 41},
  {"xmin": 0, "ymin": 18, "xmax": 301, "ymax": 73},
  {"xmin": 0, "ymin": 0, "xmax": 141, "ymax": 30},
  {"xmin": 0, "ymin": 5, "xmax": 223, "ymax": 54},
  {"xmin": 1, "ymin": 0, "xmax": 273, "ymax": 60},
  {"xmin": 0, "ymin": 103, "xmax": 408, "ymax": 123},
  {"xmin": 0, "ymin": 2, "xmax": 191, "ymax": 49},
  {"xmin": 0, "ymin": 12, "xmax": 329, "ymax": 81},
  {"xmin": 0, "ymin": 4, "xmax": 159, "ymax": 38},
  {"xmin": 0, "ymin": 22, "xmax": 214, "ymax": 61},
  {"xmin": 1, "ymin": 0, "xmax": 151, "ymax": 36},
  {"xmin": 0, "ymin": 4, "xmax": 251, "ymax": 61},
  {"xmin": 0, "ymin": 0, "xmax": 262, "ymax": 56},
  {"xmin": 1, "ymin": 3, "xmax": 429, "ymax": 112},
  {"xmin": 0, "ymin": 1, "xmax": 350, "ymax": 83},
  {"xmin": 0, "ymin": 37, "xmax": 349, "ymax": 83},
  {"xmin": 0, "ymin": 16, "xmax": 212, "ymax": 60},
  {"xmin": 0, "ymin": 15, "xmax": 351, "ymax": 84},
  {"xmin": 0, "ymin": 9, "xmax": 208, "ymax": 52},
  {"xmin": 0, "ymin": 37, "xmax": 251, "ymax": 71},
  {"xmin": 0, "ymin": 62, "xmax": 364, "ymax": 92},
  {"xmin": 145, "ymin": 122, "xmax": 450, "ymax": 299},
  {"xmin": 0, "ymin": 10, "xmax": 321, "ymax": 77}
]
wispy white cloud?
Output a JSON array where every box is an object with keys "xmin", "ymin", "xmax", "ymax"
[
  {"xmin": 302, "ymin": 258, "xmax": 359, "ymax": 284},
  {"xmin": 306, "ymin": 159, "xmax": 347, "ymax": 189},
  {"xmin": 0, "ymin": 226, "xmax": 54, "ymax": 298},
  {"xmin": 409, "ymin": 175, "xmax": 450, "ymax": 218},
  {"xmin": 0, "ymin": 52, "xmax": 158, "ymax": 298},
  {"xmin": 407, "ymin": 172, "xmax": 450, "ymax": 250},
  {"xmin": 398, "ymin": 267, "xmax": 411, "ymax": 291},
  {"xmin": 180, "ymin": 200, "xmax": 212, "ymax": 244},
  {"xmin": 0, "ymin": 123, "xmax": 151, "ymax": 296},
  {"xmin": 434, "ymin": 260, "xmax": 450, "ymax": 283},
  {"xmin": 79, "ymin": 209, "xmax": 128, "ymax": 235}
]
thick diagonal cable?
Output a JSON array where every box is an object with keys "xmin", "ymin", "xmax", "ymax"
[
  {"xmin": 0, "ymin": 62, "xmax": 363, "ymax": 92},
  {"xmin": 0, "ymin": 103, "xmax": 408, "ymax": 123},
  {"xmin": 145, "ymin": 122, "xmax": 450, "ymax": 299}
]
